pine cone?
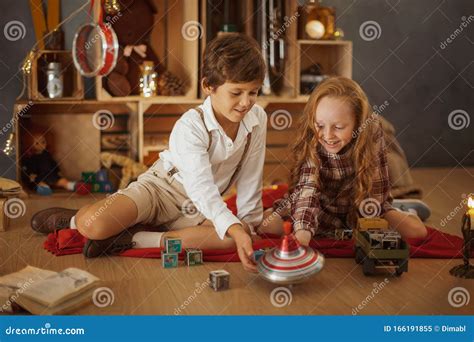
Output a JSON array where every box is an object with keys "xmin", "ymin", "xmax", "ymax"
[{"xmin": 157, "ymin": 70, "xmax": 186, "ymax": 96}]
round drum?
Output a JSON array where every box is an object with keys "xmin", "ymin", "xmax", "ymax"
[
  {"xmin": 257, "ymin": 223, "xmax": 325, "ymax": 285},
  {"xmin": 72, "ymin": 23, "xmax": 118, "ymax": 77}
]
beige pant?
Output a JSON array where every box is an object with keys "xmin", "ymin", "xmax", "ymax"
[{"xmin": 117, "ymin": 160, "xmax": 206, "ymax": 229}]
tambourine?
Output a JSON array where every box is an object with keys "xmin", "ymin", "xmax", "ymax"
[{"xmin": 72, "ymin": 21, "xmax": 118, "ymax": 77}]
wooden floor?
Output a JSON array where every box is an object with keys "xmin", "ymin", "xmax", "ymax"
[{"xmin": 1, "ymin": 167, "xmax": 473, "ymax": 315}]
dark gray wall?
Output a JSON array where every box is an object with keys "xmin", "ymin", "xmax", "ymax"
[
  {"xmin": 0, "ymin": 0, "xmax": 472, "ymax": 180},
  {"xmin": 328, "ymin": 0, "xmax": 473, "ymax": 168}
]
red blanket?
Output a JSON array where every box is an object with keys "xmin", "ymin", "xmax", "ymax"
[
  {"xmin": 43, "ymin": 184, "xmax": 473, "ymax": 260},
  {"xmin": 44, "ymin": 226, "xmax": 473, "ymax": 260}
]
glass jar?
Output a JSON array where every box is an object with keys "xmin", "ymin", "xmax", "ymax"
[
  {"xmin": 139, "ymin": 61, "xmax": 157, "ymax": 97},
  {"xmin": 46, "ymin": 62, "xmax": 63, "ymax": 99},
  {"xmin": 298, "ymin": 0, "xmax": 336, "ymax": 40}
]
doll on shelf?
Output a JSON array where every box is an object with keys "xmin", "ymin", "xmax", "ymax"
[{"xmin": 21, "ymin": 128, "xmax": 76, "ymax": 196}]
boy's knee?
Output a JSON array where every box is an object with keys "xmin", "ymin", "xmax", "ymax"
[{"xmin": 76, "ymin": 210, "xmax": 111, "ymax": 240}]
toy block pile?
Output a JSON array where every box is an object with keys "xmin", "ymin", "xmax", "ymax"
[
  {"xmin": 161, "ymin": 238, "xmax": 204, "ymax": 268},
  {"xmin": 76, "ymin": 170, "xmax": 114, "ymax": 195}
]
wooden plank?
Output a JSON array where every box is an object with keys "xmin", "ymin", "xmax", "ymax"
[
  {"xmin": 142, "ymin": 116, "xmax": 180, "ymax": 132},
  {"xmin": 1, "ymin": 168, "xmax": 473, "ymax": 315},
  {"xmin": 266, "ymin": 130, "xmax": 294, "ymax": 145}
]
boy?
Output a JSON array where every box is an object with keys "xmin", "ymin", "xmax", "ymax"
[{"xmin": 31, "ymin": 33, "xmax": 267, "ymax": 272}]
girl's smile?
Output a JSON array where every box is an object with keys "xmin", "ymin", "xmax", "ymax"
[{"xmin": 315, "ymin": 96, "xmax": 356, "ymax": 154}]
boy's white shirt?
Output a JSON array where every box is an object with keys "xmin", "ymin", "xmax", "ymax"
[{"xmin": 159, "ymin": 96, "xmax": 267, "ymax": 240}]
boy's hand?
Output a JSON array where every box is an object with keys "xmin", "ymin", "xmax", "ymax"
[
  {"xmin": 294, "ymin": 230, "xmax": 312, "ymax": 247},
  {"xmin": 227, "ymin": 224, "xmax": 257, "ymax": 273}
]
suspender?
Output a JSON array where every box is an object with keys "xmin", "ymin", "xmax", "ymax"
[
  {"xmin": 167, "ymin": 107, "xmax": 252, "ymax": 196},
  {"xmin": 195, "ymin": 107, "xmax": 213, "ymax": 152}
]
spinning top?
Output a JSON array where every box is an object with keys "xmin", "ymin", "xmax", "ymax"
[{"xmin": 256, "ymin": 222, "xmax": 324, "ymax": 284}]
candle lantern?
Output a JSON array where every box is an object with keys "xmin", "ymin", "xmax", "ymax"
[{"xmin": 450, "ymin": 195, "xmax": 474, "ymax": 278}]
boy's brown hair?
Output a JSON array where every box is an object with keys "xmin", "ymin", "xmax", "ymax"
[{"xmin": 201, "ymin": 33, "xmax": 266, "ymax": 88}]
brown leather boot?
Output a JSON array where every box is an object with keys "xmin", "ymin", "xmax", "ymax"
[
  {"xmin": 82, "ymin": 224, "xmax": 159, "ymax": 258},
  {"xmin": 31, "ymin": 207, "xmax": 78, "ymax": 234}
]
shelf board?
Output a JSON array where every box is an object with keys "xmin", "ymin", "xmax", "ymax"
[
  {"xmin": 257, "ymin": 95, "xmax": 309, "ymax": 105},
  {"xmin": 18, "ymin": 96, "xmax": 310, "ymax": 108},
  {"xmin": 297, "ymin": 40, "xmax": 352, "ymax": 46},
  {"xmin": 13, "ymin": 100, "xmax": 133, "ymax": 115},
  {"xmin": 100, "ymin": 95, "xmax": 202, "ymax": 104}
]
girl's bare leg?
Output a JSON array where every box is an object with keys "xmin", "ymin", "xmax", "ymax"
[
  {"xmin": 256, "ymin": 208, "xmax": 285, "ymax": 236},
  {"xmin": 384, "ymin": 209, "xmax": 428, "ymax": 239},
  {"xmin": 161, "ymin": 220, "xmax": 264, "ymax": 250}
]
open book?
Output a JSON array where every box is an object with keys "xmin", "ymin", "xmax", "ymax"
[{"xmin": 0, "ymin": 266, "xmax": 101, "ymax": 315}]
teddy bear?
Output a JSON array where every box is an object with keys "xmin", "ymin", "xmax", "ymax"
[
  {"xmin": 103, "ymin": 0, "xmax": 186, "ymax": 96},
  {"xmin": 100, "ymin": 152, "xmax": 148, "ymax": 189}
]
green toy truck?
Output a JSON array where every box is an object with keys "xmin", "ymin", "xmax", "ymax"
[{"xmin": 354, "ymin": 217, "xmax": 409, "ymax": 276}]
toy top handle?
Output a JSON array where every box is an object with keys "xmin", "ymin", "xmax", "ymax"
[{"xmin": 283, "ymin": 222, "xmax": 292, "ymax": 235}]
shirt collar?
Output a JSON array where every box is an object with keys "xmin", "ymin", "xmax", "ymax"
[{"xmin": 201, "ymin": 96, "xmax": 260, "ymax": 135}]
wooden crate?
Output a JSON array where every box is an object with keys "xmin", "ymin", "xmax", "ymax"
[
  {"xmin": 200, "ymin": 0, "xmax": 299, "ymax": 100},
  {"xmin": 0, "ymin": 198, "xmax": 10, "ymax": 232},
  {"xmin": 296, "ymin": 40, "xmax": 353, "ymax": 95},
  {"xmin": 13, "ymin": 102, "xmax": 136, "ymax": 189},
  {"xmin": 95, "ymin": 0, "xmax": 200, "ymax": 102},
  {"xmin": 26, "ymin": 50, "xmax": 84, "ymax": 101}
]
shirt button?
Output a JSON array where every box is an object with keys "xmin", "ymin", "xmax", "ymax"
[{"xmin": 227, "ymin": 143, "xmax": 232, "ymax": 148}]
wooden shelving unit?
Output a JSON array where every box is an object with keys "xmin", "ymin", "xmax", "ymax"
[{"xmin": 14, "ymin": 0, "xmax": 353, "ymax": 186}]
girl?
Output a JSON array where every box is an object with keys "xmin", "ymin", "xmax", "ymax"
[
  {"xmin": 31, "ymin": 33, "xmax": 267, "ymax": 272},
  {"xmin": 261, "ymin": 76, "xmax": 427, "ymax": 245}
]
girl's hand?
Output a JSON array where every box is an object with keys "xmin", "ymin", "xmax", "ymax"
[{"xmin": 295, "ymin": 230, "xmax": 312, "ymax": 247}]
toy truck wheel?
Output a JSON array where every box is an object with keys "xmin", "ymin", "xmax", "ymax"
[
  {"xmin": 395, "ymin": 258, "xmax": 408, "ymax": 276},
  {"xmin": 362, "ymin": 258, "xmax": 375, "ymax": 276},
  {"xmin": 395, "ymin": 267, "xmax": 404, "ymax": 276},
  {"xmin": 355, "ymin": 247, "xmax": 365, "ymax": 264}
]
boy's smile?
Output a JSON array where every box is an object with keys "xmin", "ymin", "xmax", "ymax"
[{"xmin": 205, "ymin": 81, "xmax": 261, "ymax": 138}]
